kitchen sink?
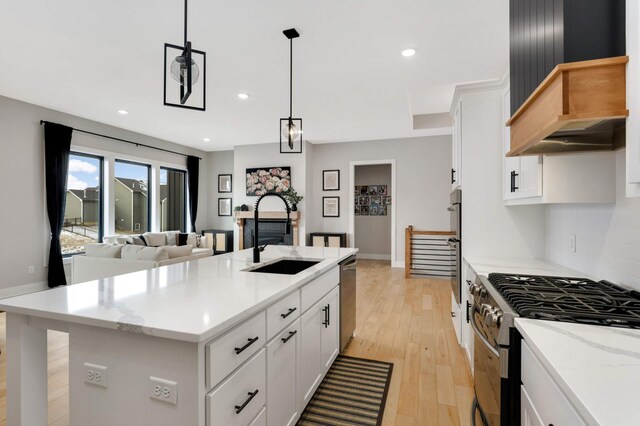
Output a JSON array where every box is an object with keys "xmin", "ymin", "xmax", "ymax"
[{"xmin": 246, "ymin": 259, "xmax": 321, "ymax": 275}]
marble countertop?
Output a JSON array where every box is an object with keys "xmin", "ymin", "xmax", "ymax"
[
  {"xmin": 464, "ymin": 256, "xmax": 593, "ymax": 279},
  {"xmin": 0, "ymin": 246, "xmax": 357, "ymax": 343},
  {"xmin": 516, "ymin": 318, "xmax": 640, "ymax": 426}
]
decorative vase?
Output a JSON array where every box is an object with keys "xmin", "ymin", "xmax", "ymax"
[{"xmin": 291, "ymin": 204, "xmax": 298, "ymax": 212}]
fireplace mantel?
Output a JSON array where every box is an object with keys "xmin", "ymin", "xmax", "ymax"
[{"xmin": 235, "ymin": 211, "xmax": 300, "ymax": 249}]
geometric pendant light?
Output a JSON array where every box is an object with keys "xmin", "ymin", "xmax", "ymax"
[
  {"xmin": 163, "ymin": 0, "xmax": 206, "ymax": 111},
  {"xmin": 280, "ymin": 28, "xmax": 303, "ymax": 153}
]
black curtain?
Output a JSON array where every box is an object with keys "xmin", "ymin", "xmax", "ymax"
[
  {"xmin": 44, "ymin": 122, "xmax": 73, "ymax": 287},
  {"xmin": 186, "ymin": 155, "xmax": 199, "ymax": 232}
]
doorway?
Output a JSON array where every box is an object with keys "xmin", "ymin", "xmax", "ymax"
[{"xmin": 349, "ymin": 160, "xmax": 397, "ymax": 265}]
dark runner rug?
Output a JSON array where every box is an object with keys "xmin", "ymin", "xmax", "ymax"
[{"xmin": 297, "ymin": 355, "xmax": 394, "ymax": 426}]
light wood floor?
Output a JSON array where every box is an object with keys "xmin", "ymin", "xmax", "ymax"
[{"xmin": 0, "ymin": 259, "xmax": 472, "ymax": 426}]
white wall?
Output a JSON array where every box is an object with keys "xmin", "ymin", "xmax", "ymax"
[
  {"xmin": 460, "ymin": 87, "xmax": 546, "ymax": 260},
  {"xmin": 354, "ymin": 164, "xmax": 392, "ymax": 259},
  {"xmin": 232, "ymin": 142, "xmax": 311, "ymax": 249},
  {"xmin": 0, "ymin": 95, "xmax": 208, "ymax": 295},
  {"xmin": 309, "ymin": 136, "xmax": 452, "ymax": 265},
  {"xmin": 206, "ymin": 150, "xmax": 234, "ymax": 230},
  {"xmin": 546, "ymin": 150, "xmax": 640, "ymax": 289}
]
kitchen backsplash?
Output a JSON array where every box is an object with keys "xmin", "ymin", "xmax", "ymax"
[{"xmin": 545, "ymin": 150, "xmax": 640, "ymax": 290}]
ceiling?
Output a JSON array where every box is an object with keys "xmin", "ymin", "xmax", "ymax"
[{"xmin": 0, "ymin": 0, "xmax": 509, "ymax": 151}]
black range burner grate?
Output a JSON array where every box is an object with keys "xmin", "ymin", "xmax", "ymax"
[{"xmin": 488, "ymin": 273, "xmax": 640, "ymax": 328}]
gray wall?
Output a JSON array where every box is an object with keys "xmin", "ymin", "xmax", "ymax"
[
  {"xmin": 308, "ymin": 136, "xmax": 452, "ymax": 265},
  {"xmin": 355, "ymin": 164, "xmax": 392, "ymax": 259},
  {"xmin": 206, "ymin": 150, "xmax": 235, "ymax": 230},
  {"xmin": 0, "ymin": 95, "xmax": 208, "ymax": 295}
]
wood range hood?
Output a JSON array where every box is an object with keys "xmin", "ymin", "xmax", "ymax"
[{"xmin": 506, "ymin": 56, "xmax": 628, "ymax": 157}]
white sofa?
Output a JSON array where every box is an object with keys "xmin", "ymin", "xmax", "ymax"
[{"xmin": 72, "ymin": 231, "xmax": 213, "ymax": 284}]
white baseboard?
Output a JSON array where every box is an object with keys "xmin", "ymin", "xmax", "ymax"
[
  {"xmin": 392, "ymin": 260, "xmax": 405, "ymax": 269},
  {"xmin": 357, "ymin": 253, "xmax": 391, "ymax": 261},
  {"xmin": 0, "ymin": 281, "xmax": 48, "ymax": 300}
]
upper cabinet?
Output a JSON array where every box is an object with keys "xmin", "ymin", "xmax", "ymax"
[{"xmin": 451, "ymin": 99, "xmax": 462, "ymax": 190}]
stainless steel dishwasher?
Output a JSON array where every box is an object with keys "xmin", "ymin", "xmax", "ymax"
[{"xmin": 339, "ymin": 255, "xmax": 357, "ymax": 352}]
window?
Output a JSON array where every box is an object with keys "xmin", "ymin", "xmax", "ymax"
[
  {"xmin": 114, "ymin": 160, "xmax": 151, "ymax": 235},
  {"xmin": 63, "ymin": 152, "xmax": 103, "ymax": 255},
  {"xmin": 160, "ymin": 167, "xmax": 186, "ymax": 232}
]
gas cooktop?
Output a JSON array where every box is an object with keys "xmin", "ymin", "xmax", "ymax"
[{"xmin": 488, "ymin": 273, "xmax": 640, "ymax": 328}]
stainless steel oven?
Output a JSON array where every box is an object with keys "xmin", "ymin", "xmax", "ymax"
[
  {"xmin": 469, "ymin": 277, "xmax": 520, "ymax": 426},
  {"xmin": 448, "ymin": 189, "xmax": 461, "ymax": 303}
]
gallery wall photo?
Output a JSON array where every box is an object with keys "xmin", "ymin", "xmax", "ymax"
[{"xmin": 354, "ymin": 185, "xmax": 391, "ymax": 216}]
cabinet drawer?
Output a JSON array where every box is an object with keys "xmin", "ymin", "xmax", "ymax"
[
  {"xmin": 206, "ymin": 312, "xmax": 266, "ymax": 389},
  {"xmin": 521, "ymin": 341, "xmax": 585, "ymax": 426},
  {"xmin": 266, "ymin": 290, "xmax": 300, "ymax": 341},
  {"xmin": 249, "ymin": 407, "xmax": 266, "ymax": 426},
  {"xmin": 207, "ymin": 349, "xmax": 266, "ymax": 426},
  {"xmin": 301, "ymin": 267, "xmax": 339, "ymax": 313}
]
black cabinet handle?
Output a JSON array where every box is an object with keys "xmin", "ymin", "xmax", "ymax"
[
  {"xmin": 322, "ymin": 305, "xmax": 329, "ymax": 328},
  {"xmin": 281, "ymin": 330, "xmax": 297, "ymax": 343},
  {"xmin": 281, "ymin": 307, "xmax": 297, "ymax": 319},
  {"xmin": 234, "ymin": 389, "xmax": 259, "ymax": 414},
  {"xmin": 510, "ymin": 170, "xmax": 519, "ymax": 192},
  {"xmin": 451, "ymin": 311, "xmax": 456, "ymax": 318},
  {"xmin": 234, "ymin": 337, "xmax": 259, "ymax": 355},
  {"xmin": 466, "ymin": 301, "xmax": 471, "ymax": 324},
  {"xmin": 451, "ymin": 168, "xmax": 456, "ymax": 184}
]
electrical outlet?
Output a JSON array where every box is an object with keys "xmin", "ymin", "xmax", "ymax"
[
  {"xmin": 150, "ymin": 376, "xmax": 177, "ymax": 405},
  {"xmin": 570, "ymin": 234, "xmax": 576, "ymax": 253},
  {"xmin": 84, "ymin": 363, "xmax": 108, "ymax": 388},
  {"xmin": 28, "ymin": 265, "xmax": 34, "ymax": 274}
]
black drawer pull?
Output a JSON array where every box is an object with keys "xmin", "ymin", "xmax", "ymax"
[
  {"xmin": 322, "ymin": 305, "xmax": 329, "ymax": 328},
  {"xmin": 235, "ymin": 389, "xmax": 259, "ymax": 414},
  {"xmin": 234, "ymin": 337, "xmax": 259, "ymax": 355},
  {"xmin": 281, "ymin": 330, "xmax": 297, "ymax": 343},
  {"xmin": 281, "ymin": 307, "xmax": 297, "ymax": 319}
]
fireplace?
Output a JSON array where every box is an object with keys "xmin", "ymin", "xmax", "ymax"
[
  {"xmin": 243, "ymin": 219, "xmax": 294, "ymax": 248},
  {"xmin": 235, "ymin": 211, "xmax": 300, "ymax": 250}
]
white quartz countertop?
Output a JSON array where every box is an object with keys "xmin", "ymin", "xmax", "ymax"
[
  {"xmin": 0, "ymin": 246, "xmax": 357, "ymax": 343},
  {"xmin": 465, "ymin": 256, "xmax": 593, "ymax": 279},
  {"xmin": 516, "ymin": 318, "xmax": 640, "ymax": 426}
]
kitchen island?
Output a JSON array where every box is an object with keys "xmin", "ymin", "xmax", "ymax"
[{"xmin": 1, "ymin": 245, "xmax": 357, "ymax": 426}]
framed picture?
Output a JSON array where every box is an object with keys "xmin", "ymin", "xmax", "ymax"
[
  {"xmin": 218, "ymin": 198, "xmax": 232, "ymax": 216},
  {"xmin": 354, "ymin": 185, "xmax": 361, "ymax": 196},
  {"xmin": 371, "ymin": 195, "xmax": 381, "ymax": 204},
  {"xmin": 359, "ymin": 196, "xmax": 370, "ymax": 205},
  {"xmin": 361, "ymin": 205, "xmax": 370, "ymax": 215},
  {"xmin": 322, "ymin": 196, "xmax": 340, "ymax": 217},
  {"xmin": 355, "ymin": 205, "xmax": 361, "ymax": 215},
  {"xmin": 323, "ymin": 169, "xmax": 340, "ymax": 191},
  {"xmin": 246, "ymin": 166, "xmax": 291, "ymax": 196},
  {"xmin": 379, "ymin": 185, "xmax": 388, "ymax": 196},
  {"xmin": 218, "ymin": 174, "xmax": 232, "ymax": 193},
  {"xmin": 383, "ymin": 196, "xmax": 392, "ymax": 205},
  {"xmin": 368, "ymin": 185, "xmax": 379, "ymax": 196}
]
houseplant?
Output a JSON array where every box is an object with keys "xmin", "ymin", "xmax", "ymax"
[{"xmin": 283, "ymin": 187, "xmax": 303, "ymax": 211}]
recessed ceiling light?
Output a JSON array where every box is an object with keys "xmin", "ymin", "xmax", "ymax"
[
  {"xmin": 117, "ymin": 109, "xmax": 129, "ymax": 115},
  {"xmin": 237, "ymin": 93, "xmax": 250, "ymax": 100},
  {"xmin": 401, "ymin": 49, "xmax": 416, "ymax": 57},
  {"xmin": 203, "ymin": 137, "xmax": 211, "ymax": 142}
]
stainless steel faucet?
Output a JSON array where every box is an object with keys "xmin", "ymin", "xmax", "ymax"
[{"xmin": 253, "ymin": 193, "xmax": 292, "ymax": 263}]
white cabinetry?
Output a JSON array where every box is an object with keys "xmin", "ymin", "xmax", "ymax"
[
  {"xmin": 452, "ymin": 99, "xmax": 462, "ymax": 189},
  {"xmin": 461, "ymin": 262, "xmax": 475, "ymax": 373},
  {"xmin": 299, "ymin": 286, "xmax": 340, "ymax": 407},
  {"xmin": 626, "ymin": 0, "xmax": 640, "ymax": 196},
  {"xmin": 502, "ymin": 87, "xmax": 542, "ymax": 201},
  {"xmin": 266, "ymin": 319, "xmax": 300, "ymax": 426},
  {"xmin": 521, "ymin": 341, "xmax": 585, "ymax": 425}
]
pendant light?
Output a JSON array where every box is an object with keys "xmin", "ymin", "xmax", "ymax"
[
  {"xmin": 280, "ymin": 28, "xmax": 303, "ymax": 154},
  {"xmin": 163, "ymin": 0, "xmax": 206, "ymax": 111}
]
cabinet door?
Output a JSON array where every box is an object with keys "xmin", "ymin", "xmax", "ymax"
[
  {"xmin": 452, "ymin": 100, "xmax": 462, "ymax": 189},
  {"xmin": 312, "ymin": 236, "xmax": 325, "ymax": 247},
  {"xmin": 521, "ymin": 386, "xmax": 544, "ymax": 426},
  {"xmin": 503, "ymin": 88, "xmax": 521, "ymax": 200},
  {"xmin": 517, "ymin": 155, "xmax": 542, "ymax": 198},
  {"xmin": 299, "ymin": 303, "xmax": 323, "ymax": 407},
  {"xmin": 267, "ymin": 320, "xmax": 300, "ymax": 426},
  {"xmin": 327, "ymin": 236, "xmax": 341, "ymax": 248},
  {"xmin": 320, "ymin": 287, "xmax": 340, "ymax": 370}
]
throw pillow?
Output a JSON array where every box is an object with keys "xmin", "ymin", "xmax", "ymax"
[
  {"xmin": 121, "ymin": 245, "xmax": 169, "ymax": 262},
  {"xmin": 142, "ymin": 232, "xmax": 167, "ymax": 247},
  {"xmin": 132, "ymin": 235, "xmax": 147, "ymax": 246},
  {"xmin": 178, "ymin": 233, "xmax": 189, "ymax": 246},
  {"xmin": 115, "ymin": 236, "xmax": 133, "ymax": 245},
  {"xmin": 164, "ymin": 244, "xmax": 194, "ymax": 259},
  {"xmin": 165, "ymin": 231, "xmax": 180, "ymax": 246},
  {"xmin": 84, "ymin": 243, "xmax": 123, "ymax": 258},
  {"xmin": 186, "ymin": 232, "xmax": 198, "ymax": 247}
]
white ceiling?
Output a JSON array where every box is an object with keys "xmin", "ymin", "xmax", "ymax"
[{"xmin": 0, "ymin": 0, "xmax": 508, "ymax": 151}]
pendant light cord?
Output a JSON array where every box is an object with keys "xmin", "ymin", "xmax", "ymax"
[
  {"xmin": 183, "ymin": 0, "xmax": 188, "ymax": 46},
  {"xmin": 289, "ymin": 38, "xmax": 293, "ymax": 119}
]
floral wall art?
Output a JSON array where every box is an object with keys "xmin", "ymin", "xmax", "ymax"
[{"xmin": 246, "ymin": 166, "xmax": 291, "ymax": 196}]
